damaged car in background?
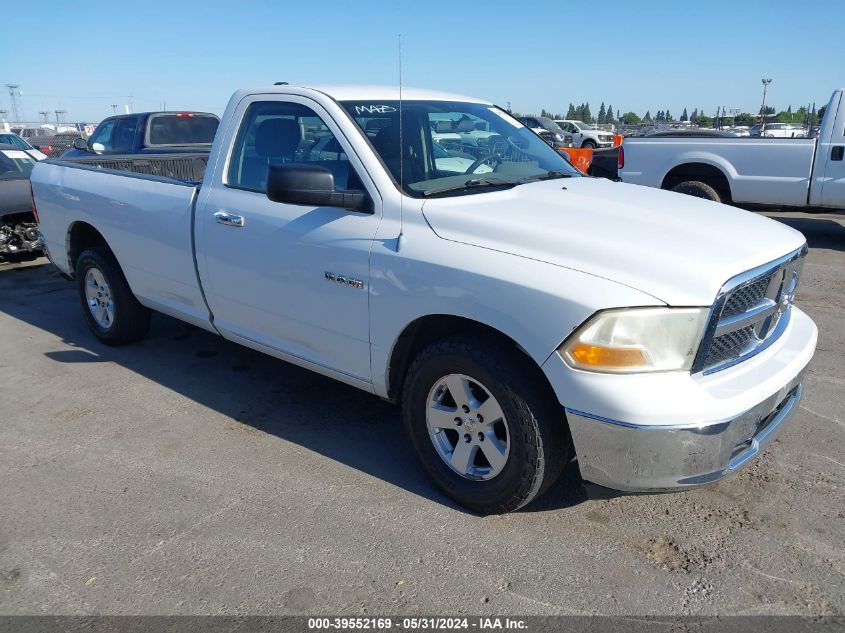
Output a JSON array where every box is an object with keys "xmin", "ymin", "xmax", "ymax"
[{"xmin": 0, "ymin": 145, "xmax": 41, "ymax": 261}]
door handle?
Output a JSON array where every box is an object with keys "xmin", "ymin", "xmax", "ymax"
[
  {"xmin": 214, "ymin": 211, "xmax": 245, "ymax": 227},
  {"xmin": 832, "ymin": 146, "xmax": 844, "ymax": 161}
]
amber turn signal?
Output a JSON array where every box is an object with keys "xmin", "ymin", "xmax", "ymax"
[{"xmin": 567, "ymin": 343, "xmax": 649, "ymax": 369}]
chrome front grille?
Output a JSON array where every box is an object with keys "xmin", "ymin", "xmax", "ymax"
[
  {"xmin": 721, "ymin": 275, "xmax": 771, "ymax": 317},
  {"xmin": 693, "ymin": 246, "xmax": 807, "ymax": 374},
  {"xmin": 706, "ymin": 325, "xmax": 756, "ymax": 367}
]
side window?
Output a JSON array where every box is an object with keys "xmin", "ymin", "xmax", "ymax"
[
  {"xmin": 227, "ymin": 101, "xmax": 358, "ymax": 193},
  {"xmin": 112, "ymin": 117, "xmax": 139, "ymax": 153},
  {"xmin": 89, "ymin": 120, "xmax": 115, "ymax": 151}
]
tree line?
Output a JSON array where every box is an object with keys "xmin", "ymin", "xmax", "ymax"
[{"xmin": 521, "ymin": 100, "xmax": 824, "ymax": 127}]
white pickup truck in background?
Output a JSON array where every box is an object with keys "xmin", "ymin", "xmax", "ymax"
[
  {"xmin": 31, "ymin": 84, "xmax": 817, "ymax": 514},
  {"xmin": 619, "ymin": 88, "xmax": 845, "ymax": 208},
  {"xmin": 555, "ymin": 120, "xmax": 615, "ymax": 149}
]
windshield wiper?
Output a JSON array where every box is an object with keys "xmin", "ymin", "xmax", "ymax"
[
  {"xmin": 422, "ymin": 178, "xmax": 519, "ymax": 197},
  {"xmin": 517, "ymin": 170, "xmax": 576, "ymax": 184}
]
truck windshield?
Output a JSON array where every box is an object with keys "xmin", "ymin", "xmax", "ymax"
[
  {"xmin": 147, "ymin": 113, "xmax": 220, "ymax": 146},
  {"xmin": 340, "ymin": 100, "xmax": 580, "ymax": 197}
]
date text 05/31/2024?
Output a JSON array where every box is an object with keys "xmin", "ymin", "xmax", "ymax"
[{"xmin": 307, "ymin": 617, "xmax": 529, "ymax": 630}]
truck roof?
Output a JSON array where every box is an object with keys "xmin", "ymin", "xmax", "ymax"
[
  {"xmin": 103, "ymin": 111, "xmax": 218, "ymax": 119},
  {"xmin": 233, "ymin": 84, "xmax": 491, "ymax": 104}
]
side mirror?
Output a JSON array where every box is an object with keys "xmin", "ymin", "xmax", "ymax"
[
  {"xmin": 72, "ymin": 138, "xmax": 90, "ymax": 151},
  {"xmin": 266, "ymin": 164, "xmax": 370, "ymax": 212}
]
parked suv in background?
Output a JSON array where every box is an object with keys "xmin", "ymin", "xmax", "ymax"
[
  {"xmin": 10, "ymin": 126, "xmax": 54, "ymax": 142},
  {"xmin": 517, "ymin": 116, "xmax": 573, "ymax": 150},
  {"xmin": 752, "ymin": 123, "xmax": 807, "ymax": 138},
  {"xmin": 556, "ymin": 120, "xmax": 614, "ymax": 148}
]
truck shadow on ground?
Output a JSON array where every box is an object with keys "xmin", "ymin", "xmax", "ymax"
[
  {"xmin": 767, "ymin": 211, "xmax": 845, "ymax": 252},
  {"xmin": 0, "ymin": 260, "xmax": 593, "ymax": 514}
]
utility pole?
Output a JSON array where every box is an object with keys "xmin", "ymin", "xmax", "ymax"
[
  {"xmin": 5, "ymin": 84, "xmax": 21, "ymax": 122},
  {"xmin": 54, "ymin": 109, "xmax": 67, "ymax": 129},
  {"xmin": 760, "ymin": 78, "xmax": 772, "ymax": 134},
  {"xmin": 111, "ymin": 104, "xmax": 118, "ymax": 114},
  {"xmin": 38, "ymin": 110, "xmax": 49, "ymax": 123}
]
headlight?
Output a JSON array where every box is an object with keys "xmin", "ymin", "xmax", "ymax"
[{"xmin": 559, "ymin": 307, "xmax": 709, "ymax": 373}]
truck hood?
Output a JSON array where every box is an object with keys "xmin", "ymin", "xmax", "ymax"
[
  {"xmin": 421, "ymin": 178, "xmax": 806, "ymax": 306},
  {"xmin": 0, "ymin": 178, "xmax": 34, "ymax": 217}
]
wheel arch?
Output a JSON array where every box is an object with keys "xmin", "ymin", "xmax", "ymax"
[
  {"xmin": 385, "ymin": 314, "xmax": 558, "ymax": 407},
  {"xmin": 66, "ymin": 221, "xmax": 114, "ymax": 277},
  {"xmin": 661, "ymin": 161, "xmax": 733, "ymax": 203}
]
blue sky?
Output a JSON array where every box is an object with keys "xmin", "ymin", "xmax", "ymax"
[{"xmin": 2, "ymin": 0, "xmax": 843, "ymax": 123}]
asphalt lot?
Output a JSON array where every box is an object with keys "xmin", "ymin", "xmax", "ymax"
[{"xmin": 0, "ymin": 210, "xmax": 843, "ymax": 616}]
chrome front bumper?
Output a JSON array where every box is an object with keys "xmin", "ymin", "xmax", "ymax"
[{"xmin": 566, "ymin": 371, "xmax": 804, "ymax": 491}]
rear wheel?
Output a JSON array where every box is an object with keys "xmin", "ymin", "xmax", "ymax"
[
  {"xmin": 670, "ymin": 180, "xmax": 722, "ymax": 203},
  {"xmin": 75, "ymin": 247, "xmax": 150, "ymax": 345},
  {"xmin": 401, "ymin": 335, "xmax": 570, "ymax": 514}
]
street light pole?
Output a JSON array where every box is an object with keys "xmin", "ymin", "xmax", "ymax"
[{"xmin": 760, "ymin": 78, "xmax": 772, "ymax": 135}]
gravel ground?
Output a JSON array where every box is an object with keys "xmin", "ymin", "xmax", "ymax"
[{"xmin": 0, "ymin": 210, "xmax": 842, "ymax": 616}]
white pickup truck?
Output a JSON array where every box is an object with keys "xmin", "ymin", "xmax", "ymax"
[
  {"xmin": 31, "ymin": 84, "xmax": 817, "ymax": 514},
  {"xmin": 619, "ymin": 89, "xmax": 845, "ymax": 208}
]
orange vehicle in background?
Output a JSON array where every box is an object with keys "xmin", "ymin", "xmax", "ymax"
[{"xmin": 560, "ymin": 147, "xmax": 593, "ymax": 173}]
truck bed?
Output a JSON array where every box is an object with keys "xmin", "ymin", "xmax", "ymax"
[
  {"xmin": 59, "ymin": 152, "xmax": 209, "ymax": 184},
  {"xmin": 620, "ymin": 137, "xmax": 817, "ymax": 206},
  {"xmin": 32, "ymin": 160, "xmax": 213, "ymax": 330}
]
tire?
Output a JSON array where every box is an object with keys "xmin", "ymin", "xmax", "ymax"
[
  {"xmin": 670, "ymin": 180, "xmax": 722, "ymax": 203},
  {"xmin": 581, "ymin": 139, "xmax": 597, "ymax": 149},
  {"xmin": 401, "ymin": 334, "xmax": 570, "ymax": 514},
  {"xmin": 75, "ymin": 247, "xmax": 150, "ymax": 345}
]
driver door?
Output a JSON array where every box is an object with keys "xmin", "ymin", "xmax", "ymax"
[{"xmin": 195, "ymin": 95, "xmax": 382, "ymax": 385}]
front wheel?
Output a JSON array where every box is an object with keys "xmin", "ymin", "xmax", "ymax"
[
  {"xmin": 75, "ymin": 247, "xmax": 150, "ymax": 345},
  {"xmin": 581, "ymin": 139, "xmax": 597, "ymax": 149},
  {"xmin": 402, "ymin": 335, "xmax": 570, "ymax": 514}
]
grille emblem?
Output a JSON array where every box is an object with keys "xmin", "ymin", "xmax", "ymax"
[
  {"xmin": 754, "ymin": 265, "xmax": 797, "ymax": 341},
  {"xmin": 697, "ymin": 247, "xmax": 805, "ymax": 374}
]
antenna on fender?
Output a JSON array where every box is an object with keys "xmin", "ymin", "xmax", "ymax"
[{"xmin": 396, "ymin": 33, "xmax": 404, "ymax": 252}]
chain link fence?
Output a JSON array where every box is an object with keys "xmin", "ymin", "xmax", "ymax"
[{"xmin": 2, "ymin": 121, "xmax": 91, "ymax": 157}]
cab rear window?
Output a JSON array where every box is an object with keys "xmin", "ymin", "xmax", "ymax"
[{"xmin": 147, "ymin": 114, "xmax": 219, "ymax": 146}]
